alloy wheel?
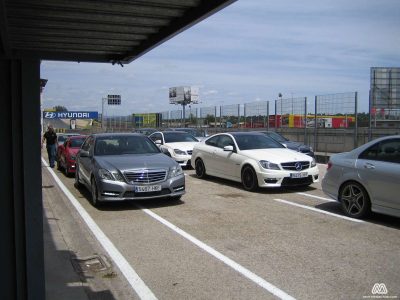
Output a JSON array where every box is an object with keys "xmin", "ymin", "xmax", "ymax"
[{"xmin": 340, "ymin": 182, "xmax": 370, "ymax": 218}]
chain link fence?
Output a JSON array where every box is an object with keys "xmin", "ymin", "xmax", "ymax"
[{"xmin": 94, "ymin": 91, "xmax": 400, "ymax": 154}]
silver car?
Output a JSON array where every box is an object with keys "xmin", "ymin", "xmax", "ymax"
[
  {"xmin": 75, "ymin": 133, "xmax": 185, "ymax": 206},
  {"xmin": 322, "ymin": 135, "xmax": 400, "ymax": 218}
]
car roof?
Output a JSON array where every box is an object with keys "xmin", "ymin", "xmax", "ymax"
[{"xmin": 67, "ymin": 135, "xmax": 87, "ymax": 140}]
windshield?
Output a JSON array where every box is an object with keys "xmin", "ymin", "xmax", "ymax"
[
  {"xmin": 70, "ymin": 138, "xmax": 85, "ymax": 148},
  {"xmin": 58, "ymin": 135, "xmax": 67, "ymax": 143},
  {"xmin": 234, "ymin": 134, "xmax": 285, "ymax": 150},
  {"xmin": 95, "ymin": 135, "xmax": 161, "ymax": 156},
  {"xmin": 164, "ymin": 132, "xmax": 198, "ymax": 143},
  {"xmin": 263, "ymin": 131, "xmax": 288, "ymax": 143}
]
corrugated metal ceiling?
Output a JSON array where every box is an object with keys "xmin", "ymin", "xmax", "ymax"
[{"xmin": 0, "ymin": 0, "xmax": 236, "ymax": 64}]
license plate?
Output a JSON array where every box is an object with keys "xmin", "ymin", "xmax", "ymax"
[
  {"xmin": 134, "ymin": 185, "xmax": 162, "ymax": 193},
  {"xmin": 290, "ymin": 172, "xmax": 308, "ymax": 178}
]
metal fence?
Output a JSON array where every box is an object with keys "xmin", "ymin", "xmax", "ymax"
[{"xmin": 98, "ymin": 91, "xmax": 400, "ymax": 153}]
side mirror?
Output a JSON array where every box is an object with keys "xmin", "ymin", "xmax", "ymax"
[
  {"xmin": 79, "ymin": 150, "xmax": 90, "ymax": 157},
  {"xmin": 155, "ymin": 139, "xmax": 162, "ymax": 145},
  {"xmin": 223, "ymin": 145, "xmax": 234, "ymax": 152},
  {"xmin": 282, "ymin": 143, "xmax": 288, "ymax": 148}
]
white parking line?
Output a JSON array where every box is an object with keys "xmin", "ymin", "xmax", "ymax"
[
  {"xmin": 41, "ymin": 158, "xmax": 158, "ymax": 300},
  {"xmin": 273, "ymin": 198, "xmax": 364, "ymax": 223},
  {"xmin": 296, "ymin": 192, "xmax": 335, "ymax": 202},
  {"xmin": 138, "ymin": 205, "xmax": 296, "ymax": 300}
]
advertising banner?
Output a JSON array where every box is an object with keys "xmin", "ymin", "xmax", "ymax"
[
  {"xmin": 43, "ymin": 111, "xmax": 99, "ymax": 119},
  {"xmin": 169, "ymin": 86, "xmax": 199, "ymax": 104}
]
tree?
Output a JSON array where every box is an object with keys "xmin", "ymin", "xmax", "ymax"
[{"xmin": 53, "ymin": 105, "xmax": 68, "ymax": 112}]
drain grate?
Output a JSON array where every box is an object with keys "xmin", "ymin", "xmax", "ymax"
[
  {"xmin": 71, "ymin": 255, "xmax": 111, "ymax": 274},
  {"xmin": 42, "ymin": 185, "xmax": 54, "ymax": 189}
]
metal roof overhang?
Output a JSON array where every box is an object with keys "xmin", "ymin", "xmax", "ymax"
[{"xmin": 0, "ymin": 0, "xmax": 236, "ymax": 64}]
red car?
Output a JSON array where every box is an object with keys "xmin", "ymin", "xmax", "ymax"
[{"xmin": 57, "ymin": 135, "xmax": 87, "ymax": 176}]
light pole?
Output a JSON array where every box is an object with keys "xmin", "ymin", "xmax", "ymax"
[{"xmin": 278, "ymin": 93, "xmax": 283, "ymax": 128}]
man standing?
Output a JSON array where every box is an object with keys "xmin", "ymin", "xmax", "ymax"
[{"xmin": 42, "ymin": 124, "xmax": 57, "ymax": 168}]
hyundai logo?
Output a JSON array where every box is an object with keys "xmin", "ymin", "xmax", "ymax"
[
  {"xmin": 44, "ymin": 112, "xmax": 56, "ymax": 119},
  {"xmin": 295, "ymin": 162, "xmax": 302, "ymax": 171}
]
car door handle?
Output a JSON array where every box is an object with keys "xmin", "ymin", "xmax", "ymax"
[{"xmin": 364, "ymin": 163, "xmax": 375, "ymax": 169}]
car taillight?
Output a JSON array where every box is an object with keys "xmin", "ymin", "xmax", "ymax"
[{"xmin": 327, "ymin": 161, "xmax": 332, "ymax": 170}]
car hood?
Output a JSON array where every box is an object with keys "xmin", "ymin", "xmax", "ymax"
[
  {"xmin": 240, "ymin": 148, "xmax": 312, "ymax": 163},
  {"xmin": 95, "ymin": 153, "xmax": 176, "ymax": 171},
  {"xmin": 165, "ymin": 142, "xmax": 198, "ymax": 151},
  {"xmin": 67, "ymin": 148, "xmax": 80, "ymax": 156}
]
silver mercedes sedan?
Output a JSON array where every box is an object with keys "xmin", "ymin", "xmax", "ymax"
[
  {"xmin": 322, "ymin": 135, "xmax": 400, "ymax": 219},
  {"xmin": 75, "ymin": 133, "xmax": 185, "ymax": 206}
]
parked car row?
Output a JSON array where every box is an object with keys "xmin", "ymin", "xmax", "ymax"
[{"xmin": 53, "ymin": 130, "xmax": 400, "ymax": 220}]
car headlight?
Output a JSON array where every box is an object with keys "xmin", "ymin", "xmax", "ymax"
[
  {"xmin": 112, "ymin": 172, "xmax": 125, "ymax": 182},
  {"xmin": 168, "ymin": 165, "xmax": 183, "ymax": 178},
  {"xmin": 98, "ymin": 168, "xmax": 114, "ymax": 180},
  {"xmin": 174, "ymin": 149, "xmax": 186, "ymax": 155},
  {"xmin": 311, "ymin": 158, "xmax": 316, "ymax": 167},
  {"xmin": 98, "ymin": 169, "xmax": 124, "ymax": 181},
  {"xmin": 259, "ymin": 160, "xmax": 280, "ymax": 170}
]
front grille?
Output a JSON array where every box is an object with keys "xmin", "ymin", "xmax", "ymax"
[
  {"xmin": 281, "ymin": 161, "xmax": 310, "ymax": 171},
  {"xmin": 282, "ymin": 176, "xmax": 313, "ymax": 186},
  {"xmin": 187, "ymin": 150, "xmax": 193, "ymax": 155},
  {"xmin": 124, "ymin": 169, "xmax": 167, "ymax": 184}
]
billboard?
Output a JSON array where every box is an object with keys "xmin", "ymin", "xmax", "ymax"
[
  {"xmin": 169, "ymin": 86, "xmax": 199, "ymax": 105},
  {"xmin": 43, "ymin": 111, "xmax": 98, "ymax": 119},
  {"xmin": 107, "ymin": 94, "xmax": 121, "ymax": 105}
]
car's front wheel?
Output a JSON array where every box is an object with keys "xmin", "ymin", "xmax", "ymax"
[
  {"xmin": 195, "ymin": 159, "xmax": 207, "ymax": 179},
  {"xmin": 241, "ymin": 166, "xmax": 258, "ymax": 192},
  {"xmin": 339, "ymin": 181, "xmax": 371, "ymax": 219},
  {"xmin": 91, "ymin": 178, "xmax": 101, "ymax": 207},
  {"xmin": 74, "ymin": 166, "xmax": 82, "ymax": 188}
]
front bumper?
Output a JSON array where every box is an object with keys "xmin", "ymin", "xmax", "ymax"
[
  {"xmin": 172, "ymin": 154, "xmax": 192, "ymax": 168},
  {"xmin": 255, "ymin": 166, "xmax": 319, "ymax": 188},
  {"xmin": 96, "ymin": 174, "xmax": 185, "ymax": 201}
]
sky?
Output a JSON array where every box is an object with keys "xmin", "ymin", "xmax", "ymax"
[{"xmin": 41, "ymin": 0, "xmax": 400, "ymax": 116}]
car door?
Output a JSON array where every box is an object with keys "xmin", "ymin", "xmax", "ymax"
[
  {"xmin": 78, "ymin": 136, "xmax": 94, "ymax": 184},
  {"xmin": 202, "ymin": 135, "xmax": 220, "ymax": 174},
  {"xmin": 213, "ymin": 135, "xmax": 240, "ymax": 179},
  {"xmin": 60, "ymin": 140, "xmax": 69, "ymax": 168},
  {"xmin": 357, "ymin": 138, "xmax": 400, "ymax": 210}
]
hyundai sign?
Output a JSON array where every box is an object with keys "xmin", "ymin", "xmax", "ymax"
[{"xmin": 43, "ymin": 111, "xmax": 98, "ymax": 119}]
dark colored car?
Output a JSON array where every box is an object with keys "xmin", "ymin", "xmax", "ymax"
[
  {"xmin": 75, "ymin": 133, "xmax": 185, "ymax": 207},
  {"xmin": 260, "ymin": 131, "xmax": 314, "ymax": 157},
  {"xmin": 57, "ymin": 135, "xmax": 87, "ymax": 176}
]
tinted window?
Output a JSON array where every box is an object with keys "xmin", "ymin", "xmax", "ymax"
[
  {"xmin": 149, "ymin": 133, "xmax": 162, "ymax": 142},
  {"xmin": 81, "ymin": 136, "xmax": 92, "ymax": 151},
  {"xmin": 95, "ymin": 135, "xmax": 161, "ymax": 156},
  {"xmin": 217, "ymin": 135, "xmax": 235, "ymax": 149},
  {"xmin": 70, "ymin": 138, "xmax": 85, "ymax": 148},
  {"xmin": 359, "ymin": 139, "xmax": 400, "ymax": 163},
  {"xmin": 234, "ymin": 134, "xmax": 285, "ymax": 150},
  {"xmin": 205, "ymin": 135, "xmax": 219, "ymax": 147},
  {"xmin": 164, "ymin": 132, "xmax": 198, "ymax": 143}
]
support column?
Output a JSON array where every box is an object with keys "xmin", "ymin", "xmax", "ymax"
[{"xmin": 0, "ymin": 58, "xmax": 44, "ymax": 299}]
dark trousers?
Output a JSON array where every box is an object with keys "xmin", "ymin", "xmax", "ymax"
[{"xmin": 46, "ymin": 144, "xmax": 56, "ymax": 167}]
